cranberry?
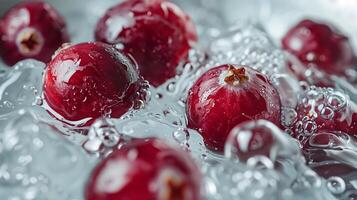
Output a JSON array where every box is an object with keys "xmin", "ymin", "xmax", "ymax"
[
  {"xmin": 0, "ymin": 1, "xmax": 69, "ymax": 66},
  {"xmin": 289, "ymin": 87, "xmax": 356, "ymax": 139},
  {"xmin": 85, "ymin": 138, "xmax": 202, "ymax": 200},
  {"xmin": 43, "ymin": 42, "xmax": 143, "ymax": 126},
  {"xmin": 302, "ymin": 131, "xmax": 357, "ymax": 178},
  {"xmin": 282, "ymin": 19, "xmax": 354, "ymax": 76},
  {"xmin": 95, "ymin": 0, "xmax": 197, "ymax": 86},
  {"xmin": 186, "ymin": 65, "xmax": 281, "ymax": 152},
  {"xmin": 225, "ymin": 120, "xmax": 291, "ymax": 164}
]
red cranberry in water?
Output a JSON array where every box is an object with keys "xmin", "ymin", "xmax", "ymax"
[
  {"xmin": 290, "ymin": 87, "xmax": 356, "ymax": 139},
  {"xmin": 85, "ymin": 138, "xmax": 202, "ymax": 200},
  {"xmin": 282, "ymin": 19, "xmax": 354, "ymax": 76},
  {"xmin": 0, "ymin": 1, "xmax": 69, "ymax": 66},
  {"xmin": 186, "ymin": 65, "xmax": 281, "ymax": 152},
  {"xmin": 43, "ymin": 42, "xmax": 142, "ymax": 126},
  {"xmin": 225, "ymin": 120, "xmax": 296, "ymax": 165},
  {"xmin": 95, "ymin": 0, "xmax": 197, "ymax": 86},
  {"xmin": 302, "ymin": 131, "xmax": 357, "ymax": 178}
]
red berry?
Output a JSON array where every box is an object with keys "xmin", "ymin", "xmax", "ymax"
[
  {"xmin": 302, "ymin": 131, "xmax": 357, "ymax": 178},
  {"xmin": 225, "ymin": 120, "xmax": 292, "ymax": 164},
  {"xmin": 85, "ymin": 138, "xmax": 202, "ymax": 200},
  {"xmin": 43, "ymin": 42, "xmax": 143, "ymax": 126},
  {"xmin": 95, "ymin": 0, "xmax": 197, "ymax": 86},
  {"xmin": 290, "ymin": 87, "xmax": 356, "ymax": 139},
  {"xmin": 186, "ymin": 65, "xmax": 281, "ymax": 152},
  {"xmin": 282, "ymin": 19, "xmax": 354, "ymax": 76},
  {"xmin": 0, "ymin": 1, "xmax": 69, "ymax": 66}
]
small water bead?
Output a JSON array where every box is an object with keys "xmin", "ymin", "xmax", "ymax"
[
  {"xmin": 166, "ymin": 81, "xmax": 176, "ymax": 93},
  {"xmin": 326, "ymin": 176, "xmax": 346, "ymax": 195},
  {"xmin": 155, "ymin": 93, "xmax": 163, "ymax": 99}
]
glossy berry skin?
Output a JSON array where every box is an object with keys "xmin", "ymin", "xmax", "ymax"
[
  {"xmin": 282, "ymin": 19, "xmax": 354, "ymax": 76},
  {"xmin": 0, "ymin": 1, "xmax": 69, "ymax": 66},
  {"xmin": 290, "ymin": 87, "xmax": 356, "ymax": 139},
  {"xmin": 186, "ymin": 65, "xmax": 281, "ymax": 153},
  {"xmin": 43, "ymin": 42, "xmax": 142, "ymax": 126},
  {"xmin": 95, "ymin": 0, "xmax": 197, "ymax": 86},
  {"xmin": 85, "ymin": 138, "xmax": 202, "ymax": 200}
]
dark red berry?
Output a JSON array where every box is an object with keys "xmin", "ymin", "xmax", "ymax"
[
  {"xmin": 95, "ymin": 0, "xmax": 197, "ymax": 86},
  {"xmin": 302, "ymin": 131, "xmax": 357, "ymax": 178},
  {"xmin": 282, "ymin": 19, "xmax": 354, "ymax": 76},
  {"xmin": 225, "ymin": 120, "xmax": 289, "ymax": 163},
  {"xmin": 0, "ymin": 1, "xmax": 69, "ymax": 66},
  {"xmin": 290, "ymin": 87, "xmax": 356, "ymax": 139},
  {"xmin": 85, "ymin": 138, "xmax": 202, "ymax": 200},
  {"xmin": 43, "ymin": 42, "xmax": 142, "ymax": 126},
  {"xmin": 186, "ymin": 65, "xmax": 281, "ymax": 152}
]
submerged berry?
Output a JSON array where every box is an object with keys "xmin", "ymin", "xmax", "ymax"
[
  {"xmin": 289, "ymin": 87, "xmax": 356, "ymax": 139},
  {"xmin": 95, "ymin": 0, "xmax": 197, "ymax": 86},
  {"xmin": 43, "ymin": 42, "xmax": 143, "ymax": 126},
  {"xmin": 225, "ymin": 120, "xmax": 296, "ymax": 165},
  {"xmin": 85, "ymin": 138, "xmax": 202, "ymax": 200},
  {"xmin": 0, "ymin": 1, "xmax": 69, "ymax": 65},
  {"xmin": 282, "ymin": 19, "xmax": 354, "ymax": 76},
  {"xmin": 186, "ymin": 64, "xmax": 281, "ymax": 152}
]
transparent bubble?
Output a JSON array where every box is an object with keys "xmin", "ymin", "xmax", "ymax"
[
  {"xmin": 327, "ymin": 92, "xmax": 347, "ymax": 111},
  {"xmin": 326, "ymin": 176, "xmax": 346, "ymax": 195}
]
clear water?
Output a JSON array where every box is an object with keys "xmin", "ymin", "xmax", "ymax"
[{"xmin": 0, "ymin": 0, "xmax": 356, "ymax": 199}]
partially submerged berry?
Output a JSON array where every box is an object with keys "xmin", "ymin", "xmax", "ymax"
[
  {"xmin": 43, "ymin": 42, "xmax": 143, "ymax": 126},
  {"xmin": 95, "ymin": 0, "xmax": 197, "ymax": 86},
  {"xmin": 186, "ymin": 64, "xmax": 281, "ymax": 152},
  {"xmin": 0, "ymin": 1, "xmax": 69, "ymax": 65},
  {"xmin": 282, "ymin": 19, "xmax": 354, "ymax": 76},
  {"xmin": 85, "ymin": 138, "xmax": 202, "ymax": 200}
]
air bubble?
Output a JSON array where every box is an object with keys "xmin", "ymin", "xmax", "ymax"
[
  {"xmin": 320, "ymin": 106, "xmax": 334, "ymax": 119},
  {"xmin": 303, "ymin": 120, "xmax": 317, "ymax": 136},
  {"xmin": 166, "ymin": 82, "xmax": 176, "ymax": 92},
  {"xmin": 327, "ymin": 92, "xmax": 346, "ymax": 111},
  {"xmin": 326, "ymin": 176, "xmax": 345, "ymax": 195}
]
